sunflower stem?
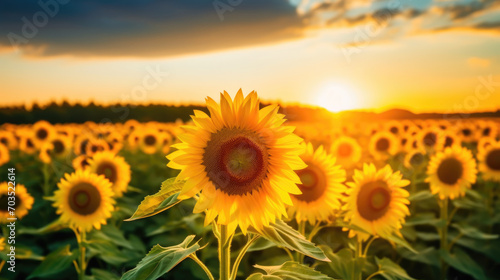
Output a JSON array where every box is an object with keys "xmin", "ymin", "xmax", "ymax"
[
  {"xmin": 230, "ymin": 234, "xmax": 259, "ymax": 280},
  {"xmin": 297, "ymin": 221, "xmax": 306, "ymax": 263},
  {"xmin": 354, "ymin": 238, "xmax": 363, "ymax": 280},
  {"xmin": 362, "ymin": 236, "xmax": 378, "ymax": 257},
  {"xmin": 218, "ymin": 224, "xmax": 231, "ymax": 280},
  {"xmin": 42, "ymin": 163, "xmax": 51, "ymax": 196},
  {"xmin": 76, "ymin": 230, "xmax": 87, "ymax": 280},
  {"xmin": 439, "ymin": 198, "xmax": 449, "ymax": 280}
]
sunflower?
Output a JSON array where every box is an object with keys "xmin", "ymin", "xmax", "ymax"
[
  {"xmin": 32, "ymin": 120, "xmax": 54, "ymax": 147},
  {"xmin": 39, "ymin": 142, "xmax": 54, "ymax": 164},
  {"xmin": 478, "ymin": 141, "xmax": 500, "ymax": 182},
  {"xmin": 368, "ymin": 131, "xmax": 399, "ymax": 160},
  {"xmin": 139, "ymin": 128, "xmax": 164, "ymax": 154},
  {"xmin": 0, "ymin": 237, "xmax": 5, "ymax": 251},
  {"xmin": 167, "ymin": 90, "xmax": 306, "ymax": 234},
  {"xmin": 0, "ymin": 182, "xmax": 34, "ymax": 223},
  {"xmin": 343, "ymin": 164, "xmax": 410, "ymax": 241},
  {"xmin": 53, "ymin": 169, "xmax": 115, "ymax": 232},
  {"xmin": 88, "ymin": 151, "xmax": 131, "ymax": 197},
  {"xmin": 74, "ymin": 134, "xmax": 92, "ymax": 156},
  {"xmin": 85, "ymin": 138, "xmax": 110, "ymax": 157},
  {"xmin": 479, "ymin": 121, "xmax": 498, "ymax": 139},
  {"xmin": 417, "ymin": 126, "xmax": 445, "ymax": 154},
  {"xmin": 442, "ymin": 131, "xmax": 460, "ymax": 149},
  {"xmin": 403, "ymin": 148, "xmax": 427, "ymax": 170},
  {"xmin": 72, "ymin": 155, "xmax": 90, "ymax": 171},
  {"xmin": 19, "ymin": 134, "xmax": 37, "ymax": 155},
  {"xmin": 106, "ymin": 132, "xmax": 124, "ymax": 154},
  {"xmin": 0, "ymin": 143, "xmax": 9, "ymax": 166},
  {"xmin": 288, "ymin": 143, "xmax": 346, "ymax": 225},
  {"xmin": 426, "ymin": 146, "xmax": 477, "ymax": 200},
  {"xmin": 457, "ymin": 122, "xmax": 478, "ymax": 143},
  {"xmin": 0, "ymin": 130, "xmax": 18, "ymax": 150},
  {"xmin": 330, "ymin": 136, "xmax": 362, "ymax": 168},
  {"xmin": 50, "ymin": 135, "xmax": 72, "ymax": 159}
]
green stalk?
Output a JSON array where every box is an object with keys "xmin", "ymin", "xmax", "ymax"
[
  {"xmin": 75, "ymin": 230, "xmax": 87, "ymax": 280},
  {"xmin": 190, "ymin": 253, "xmax": 215, "ymax": 280},
  {"xmin": 218, "ymin": 225, "xmax": 231, "ymax": 280},
  {"xmin": 230, "ymin": 235, "xmax": 260, "ymax": 280},
  {"xmin": 440, "ymin": 198, "xmax": 449, "ymax": 280},
  {"xmin": 354, "ymin": 238, "xmax": 363, "ymax": 280}
]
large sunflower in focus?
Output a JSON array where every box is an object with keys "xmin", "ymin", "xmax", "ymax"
[
  {"xmin": 478, "ymin": 141, "xmax": 500, "ymax": 182},
  {"xmin": 53, "ymin": 170, "xmax": 115, "ymax": 232},
  {"xmin": 343, "ymin": 164, "xmax": 410, "ymax": 241},
  {"xmin": 167, "ymin": 90, "xmax": 306, "ymax": 234},
  {"xmin": 426, "ymin": 146, "xmax": 477, "ymax": 200},
  {"xmin": 88, "ymin": 151, "xmax": 131, "ymax": 197},
  {"xmin": 288, "ymin": 143, "xmax": 346, "ymax": 225},
  {"xmin": 0, "ymin": 182, "xmax": 34, "ymax": 223}
]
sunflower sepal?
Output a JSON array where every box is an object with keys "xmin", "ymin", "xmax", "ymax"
[
  {"xmin": 125, "ymin": 178, "xmax": 185, "ymax": 222},
  {"xmin": 248, "ymin": 220, "xmax": 329, "ymax": 262},
  {"xmin": 121, "ymin": 235, "xmax": 202, "ymax": 280},
  {"xmin": 246, "ymin": 261, "xmax": 334, "ymax": 280}
]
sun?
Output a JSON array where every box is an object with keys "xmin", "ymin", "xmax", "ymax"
[{"xmin": 313, "ymin": 83, "xmax": 360, "ymax": 113}]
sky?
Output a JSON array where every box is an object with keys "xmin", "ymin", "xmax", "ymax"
[{"xmin": 1, "ymin": 0, "xmax": 499, "ymax": 113}]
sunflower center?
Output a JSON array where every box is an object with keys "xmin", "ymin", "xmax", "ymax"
[
  {"xmin": 69, "ymin": 182, "xmax": 102, "ymax": 215},
  {"xmin": 293, "ymin": 163, "xmax": 327, "ymax": 203},
  {"xmin": 80, "ymin": 139, "xmax": 89, "ymax": 154},
  {"xmin": 0, "ymin": 137, "xmax": 8, "ymax": 145},
  {"xmin": 423, "ymin": 132, "xmax": 437, "ymax": 147},
  {"xmin": 437, "ymin": 158, "xmax": 463, "ymax": 185},
  {"xmin": 144, "ymin": 135, "xmax": 156, "ymax": 146},
  {"xmin": 96, "ymin": 162, "xmax": 118, "ymax": 184},
  {"xmin": 390, "ymin": 127, "xmax": 399, "ymax": 134},
  {"xmin": 376, "ymin": 138, "xmax": 389, "ymax": 151},
  {"xmin": 36, "ymin": 128, "xmax": 48, "ymax": 140},
  {"xmin": 444, "ymin": 136, "xmax": 454, "ymax": 147},
  {"xmin": 483, "ymin": 128, "xmax": 491, "ymax": 136},
  {"xmin": 27, "ymin": 139, "xmax": 34, "ymax": 148},
  {"xmin": 357, "ymin": 180, "xmax": 391, "ymax": 221},
  {"xmin": 409, "ymin": 152, "xmax": 424, "ymax": 167},
  {"xmin": 53, "ymin": 140, "xmax": 65, "ymax": 154},
  {"xmin": 486, "ymin": 149, "xmax": 500, "ymax": 171},
  {"xmin": 337, "ymin": 143, "xmax": 353, "ymax": 157},
  {"xmin": 203, "ymin": 128, "xmax": 268, "ymax": 196},
  {"xmin": 0, "ymin": 195, "xmax": 22, "ymax": 213},
  {"xmin": 462, "ymin": 129, "xmax": 471, "ymax": 136}
]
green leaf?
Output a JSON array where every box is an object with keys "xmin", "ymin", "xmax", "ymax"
[
  {"xmin": 18, "ymin": 218, "xmax": 67, "ymax": 235},
  {"xmin": 125, "ymin": 178, "xmax": 184, "ymax": 221},
  {"xmin": 397, "ymin": 246, "xmax": 440, "ymax": 268},
  {"xmin": 451, "ymin": 224, "xmax": 499, "ymax": 240},
  {"xmin": 384, "ymin": 233, "xmax": 418, "ymax": 254},
  {"xmin": 320, "ymin": 246, "xmax": 363, "ymax": 280},
  {"xmin": 455, "ymin": 237, "xmax": 500, "ymax": 262},
  {"xmin": 87, "ymin": 241, "xmax": 131, "ymax": 266},
  {"xmin": 28, "ymin": 245, "xmax": 77, "ymax": 279},
  {"xmin": 91, "ymin": 269, "xmax": 120, "ymax": 280},
  {"xmin": 247, "ymin": 238, "xmax": 276, "ymax": 252},
  {"xmin": 89, "ymin": 224, "xmax": 134, "ymax": 249},
  {"xmin": 408, "ymin": 190, "xmax": 434, "ymax": 201},
  {"xmin": 452, "ymin": 196, "xmax": 486, "ymax": 210},
  {"xmin": 247, "ymin": 261, "xmax": 334, "ymax": 280},
  {"xmin": 375, "ymin": 257, "xmax": 416, "ymax": 280},
  {"xmin": 440, "ymin": 248, "xmax": 487, "ymax": 280},
  {"xmin": 404, "ymin": 213, "xmax": 441, "ymax": 227},
  {"xmin": 249, "ymin": 220, "xmax": 328, "ymax": 261},
  {"xmin": 121, "ymin": 235, "xmax": 201, "ymax": 280}
]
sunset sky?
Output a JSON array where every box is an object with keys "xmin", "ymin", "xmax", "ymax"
[{"xmin": 1, "ymin": 0, "xmax": 499, "ymax": 113}]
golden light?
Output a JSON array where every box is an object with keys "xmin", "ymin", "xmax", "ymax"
[{"xmin": 313, "ymin": 83, "xmax": 360, "ymax": 113}]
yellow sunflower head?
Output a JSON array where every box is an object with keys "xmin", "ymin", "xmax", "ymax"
[
  {"xmin": 139, "ymin": 128, "xmax": 164, "ymax": 154},
  {"xmin": 404, "ymin": 148, "xmax": 427, "ymax": 170},
  {"xmin": 478, "ymin": 141, "xmax": 500, "ymax": 182},
  {"xmin": 343, "ymin": 164, "xmax": 410, "ymax": 241},
  {"xmin": 0, "ymin": 143, "xmax": 10, "ymax": 166},
  {"xmin": 330, "ymin": 136, "xmax": 362, "ymax": 168},
  {"xmin": 32, "ymin": 120, "xmax": 54, "ymax": 147},
  {"xmin": 167, "ymin": 89, "xmax": 306, "ymax": 235},
  {"xmin": 369, "ymin": 131, "xmax": 399, "ymax": 160},
  {"xmin": 88, "ymin": 151, "xmax": 131, "ymax": 197},
  {"xmin": 426, "ymin": 146, "xmax": 477, "ymax": 200},
  {"xmin": 53, "ymin": 169, "xmax": 115, "ymax": 232},
  {"xmin": 50, "ymin": 135, "xmax": 72, "ymax": 159},
  {"xmin": 288, "ymin": 143, "xmax": 346, "ymax": 225},
  {"xmin": 0, "ymin": 130, "xmax": 18, "ymax": 150},
  {"xmin": 72, "ymin": 155, "xmax": 90, "ymax": 171},
  {"xmin": 0, "ymin": 182, "xmax": 34, "ymax": 223},
  {"xmin": 19, "ymin": 134, "xmax": 37, "ymax": 155},
  {"xmin": 417, "ymin": 126, "xmax": 445, "ymax": 154}
]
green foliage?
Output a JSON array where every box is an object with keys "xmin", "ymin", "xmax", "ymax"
[
  {"xmin": 28, "ymin": 245, "xmax": 78, "ymax": 279},
  {"xmin": 246, "ymin": 261, "xmax": 334, "ymax": 280},
  {"xmin": 320, "ymin": 246, "xmax": 364, "ymax": 280},
  {"xmin": 249, "ymin": 220, "xmax": 328, "ymax": 261},
  {"xmin": 121, "ymin": 235, "xmax": 202, "ymax": 280},
  {"xmin": 125, "ymin": 178, "xmax": 184, "ymax": 221},
  {"xmin": 375, "ymin": 257, "xmax": 416, "ymax": 280},
  {"xmin": 440, "ymin": 248, "xmax": 488, "ymax": 280}
]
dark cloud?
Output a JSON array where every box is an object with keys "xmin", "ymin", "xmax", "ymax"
[
  {"xmin": 474, "ymin": 20, "xmax": 500, "ymax": 30},
  {"xmin": 0, "ymin": 0, "xmax": 303, "ymax": 58}
]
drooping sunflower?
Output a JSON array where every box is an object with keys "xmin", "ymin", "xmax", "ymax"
[
  {"xmin": 426, "ymin": 146, "xmax": 477, "ymax": 200},
  {"xmin": 53, "ymin": 169, "xmax": 115, "ymax": 232},
  {"xmin": 167, "ymin": 90, "xmax": 306, "ymax": 234},
  {"xmin": 288, "ymin": 143, "xmax": 346, "ymax": 225},
  {"xmin": 343, "ymin": 164, "xmax": 410, "ymax": 241},
  {"xmin": 478, "ymin": 141, "xmax": 500, "ymax": 182},
  {"xmin": 0, "ymin": 143, "xmax": 9, "ymax": 166},
  {"xmin": 330, "ymin": 136, "xmax": 362, "ymax": 168},
  {"xmin": 0, "ymin": 182, "xmax": 34, "ymax": 223},
  {"xmin": 88, "ymin": 151, "xmax": 131, "ymax": 197},
  {"xmin": 368, "ymin": 131, "xmax": 399, "ymax": 160}
]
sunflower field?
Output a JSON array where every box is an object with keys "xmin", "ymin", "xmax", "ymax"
[{"xmin": 1, "ymin": 90, "xmax": 499, "ymax": 280}]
